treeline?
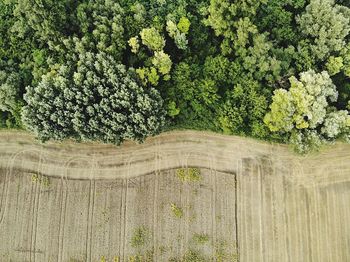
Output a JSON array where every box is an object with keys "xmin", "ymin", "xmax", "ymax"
[{"xmin": 0, "ymin": 0, "xmax": 349, "ymax": 152}]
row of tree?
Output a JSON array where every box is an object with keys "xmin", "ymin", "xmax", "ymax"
[{"xmin": 0, "ymin": 0, "xmax": 349, "ymax": 152}]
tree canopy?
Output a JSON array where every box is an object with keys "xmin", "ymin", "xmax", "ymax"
[{"xmin": 0, "ymin": 0, "xmax": 349, "ymax": 152}]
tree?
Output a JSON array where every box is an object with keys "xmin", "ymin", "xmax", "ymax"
[
  {"xmin": 265, "ymin": 70, "xmax": 338, "ymax": 132},
  {"xmin": 165, "ymin": 62, "xmax": 220, "ymax": 130},
  {"xmin": 22, "ymin": 52, "xmax": 166, "ymax": 144},
  {"xmin": 11, "ymin": 0, "xmax": 77, "ymax": 42},
  {"xmin": 140, "ymin": 27, "xmax": 165, "ymax": 51},
  {"xmin": 152, "ymin": 51, "xmax": 172, "ymax": 76},
  {"xmin": 0, "ymin": 70, "xmax": 21, "ymax": 113},
  {"xmin": 297, "ymin": 0, "xmax": 350, "ymax": 61},
  {"xmin": 205, "ymin": 2, "xmax": 282, "ymax": 83},
  {"xmin": 326, "ymin": 56, "xmax": 344, "ymax": 76},
  {"xmin": 166, "ymin": 18, "xmax": 190, "ymax": 50},
  {"xmin": 76, "ymin": 0, "xmax": 125, "ymax": 59},
  {"xmin": 21, "ymin": 66, "xmax": 74, "ymax": 141},
  {"xmin": 205, "ymin": 0, "xmax": 267, "ymax": 40},
  {"xmin": 265, "ymin": 70, "xmax": 350, "ymax": 152},
  {"xmin": 321, "ymin": 110, "xmax": 350, "ymax": 139},
  {"xmin": 257, "ymin": 0, "xmax": 306, "ymax": 45},
  {"xmin": 219, "ymin": 78, "xmax": 269, "ymax": 138}
]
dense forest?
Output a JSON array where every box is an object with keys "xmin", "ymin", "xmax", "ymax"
[{"xmin": 0, "ymin": 0, "xmax": 350, "ymax": 153}]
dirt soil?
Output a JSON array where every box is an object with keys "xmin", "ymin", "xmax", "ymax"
[{"xmin": 0, "ymin": 130, "xmax": 349, "ymax": 261}]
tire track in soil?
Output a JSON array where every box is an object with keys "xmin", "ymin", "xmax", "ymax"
[
  {"xmin": 31, "ymin": 150, "xmax": 45, "ymax": 262},
  {"xmin": 152, "ymin": 138, "xmax": 160, "ymax": 260},
  {"xmin": 235, "ymin": 158, "xmax": 241, "ymax": 262},
  {"xmin": 258, "ymin": 163, "xmax": 264, "ymax": 262},
  {"xmin": 26, "ymin": 164, "xmax": 38, "ymax": 262},
  {"xmin": 0, "ymin": 149, "xmax": 39, "ymax": 227},
  {"xmin": 57, "ymin": 157, "xmax": 80, "ymax": 262},
  {"xmin": 119, "ymin": 178, "xmax": 127, "ymax": 261},
  {"xmin": 183, "ymin": 151, "xmax": 193, "ymax": 253},
  {"xmin": 209, "ymin": 152, "xmax": 217, "ymax": 258},
  {"xmin": 85, "ymin": 155, "xmax": 96, "ymax": 262},
  {"xmin": 121, "ymin": 154, "xmax": 133, "ymax": 262}
]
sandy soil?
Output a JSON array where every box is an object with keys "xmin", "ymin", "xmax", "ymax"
[{"xmin": 0, "ymin": 130, "xmax": 349, "ymax": 261}]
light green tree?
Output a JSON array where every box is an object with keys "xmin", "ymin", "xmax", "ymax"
[
  {"xmin": 326, "ymin": 56, "xmax": 344, "ymax": 76},
  {"xmin": 297, "ymin": 0, "xmax": 350, "ymax": 61},
  {"xmin": 152, "ymin": 51, "xmax": 172, "ymax": 75},
  {"xmin": 265, "ymin": 70, "xmax": 350, "ymax": 152},
  {"xmin": 140, "ymin": 27, "xmax": 165, "ymax": 51},
  {"xmin": 265, "ymin": 70, "xmax": 338, "ymax": 132}
]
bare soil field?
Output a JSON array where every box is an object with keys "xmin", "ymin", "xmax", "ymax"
[{"xmin": 0, "ymin": 130, "xmax": 349, "ymax": 262}]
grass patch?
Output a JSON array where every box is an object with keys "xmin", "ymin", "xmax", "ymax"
[
  {"xmin": 170, "ymin": 203, "xmax": 184, "ymax": 218},
  {"xmin": 215, "ymin": 240, "xmax": 238, "ymax": 262},
  {"xmin": 192, "ymin": 233, "xmax": 210, "ymax": 245},
  {"xmin": 31, "ymin": 173, "xmax": 50, "ymax": 187},
  {"xmin": 170, "ymin": 250, "xmax": 207, "ymax": 262},
  {"xmin": 128, "ymin": 248, "xmax": 154, "ymax": 262},
  {"xmin": 131, "ymin": 226, "xmax": 149, "ymax": 248},
  {"xmin": 176, "ymin": 168, "xmax": 201, "ymax": 182}
]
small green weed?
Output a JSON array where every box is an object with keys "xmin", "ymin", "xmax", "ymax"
[
  {"xmin": 31, "ymin": 173, "xmax": 50, "ymax": 187},
  {"xmin": 192, "ymin": 233, "xmax": 209, "ymax": 245},
  {"xmin": 215, "ymin": 240, "xmax": 238, "ymax": 262},
  {"xmin": 131, "ymin": 226, "xmax": 149, "ymax": 248},
  {"xmin": 170, "ymin": 203, "xmax": 184, "ymax": 218},
  {"xmin": 176, "ymin": 168, "xmax": 201, "ymax": 182}
]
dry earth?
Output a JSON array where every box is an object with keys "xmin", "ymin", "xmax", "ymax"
[{"xmin": 0, "ymin": 130, "xmax": 349, "ymax": 262}]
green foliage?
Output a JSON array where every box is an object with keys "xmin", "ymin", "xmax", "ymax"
[
  {"xmin": 170, "ymin": 203, "xmax": 184, "ymax": 218},
  {"xmin": 340, "ymin": 44, "xmax": 350, "ymax": 77},
  {"xmin": 215, "ymin": 240, "xmax": 238, "ymax": 262},
  {"xmin": 11, "ymin": 0, "xmax": 77, "ymax": 42},
  {"xmin": 265, "ymin": 70, "xmax": 350, "ymax": 153},
  {"xmin": 176, "ymin": 168, "xmax": 201, "ymax": 182},
  {"xmin": 22, "ymin": 52, "xmax": 165, "ymax": 144},
  {"xmin": 326, "ymin": 56, "xmax": 344, "ymax": 76},
  {"xmin": 297, "ymin": 0, "xmax": 350, "ymax": 61},
  {"xmin": 76, "ymin": 0, "xmax": 125, "ymax": 59},
  {"xmin": 166, "ymin": 19, "xmax": 189, "ymax": 50},
  {"xmin": 0, "ymin": 70, "xmax": 21, "ymax": 113},
  {"xmin": 128, "ymin": 36, "xmax": 140, "ymax": 53},
  {"xmin": 140, "ymin": 27, "xmax": 165, "ymax": 51},
  {"xmin": 31, "ymin": 173, "xmax": 50, "ymax": 187},
  {"xmin": 265, "ymin": 70, "xmax": 338, "ymax": 132},
  {"xmin": 136, "ymin": 67, "xmax": 160, "ymax": 86},
  {"xmin": 177, "ymin": 17, "xmax": 191, "ymax": 34},
  {"xmin": 192, "ymin": 233, "xmax": 209, "ymax": 245},
  {"xmin": 0, "ymin": 0, "xmax": 350, "ymax": 152},
  {"xmin": 205, "ymin": 0, "xmax": 267, "ymax": 40},
  {"xmin": 152, "ymin": 51, "xmax": 172, "ymax": 75},
  {"xmin": 167, "ymin": 101, "xmax": 180, "ymax": 117},
  {"xmin": 131, "ymin": 226, "xmax": 149, "ymax": 248},
  {"xmin": 165, "ymin": 62, "xmax": 220, "ymax": 130},
  {"xmin": 219, "ymin": 78, "xmax": 269, "ymax": 139},
  {"xmin": 181, "ymin": 250, "xmax": 207, "ymax": 262},
  {"xmin": 257, "ymin": 0, "xmax": 306, "ymax": 45}
]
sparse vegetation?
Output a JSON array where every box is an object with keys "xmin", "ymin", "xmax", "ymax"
[
  {"xmin": 170, "ymin": 250, "xmax": 207, "ymax": 262},
  {"xmin": 176, "ymin": 168, "xmax": 201, "ymax": 182},
  {"xmin": 131, "ymin": 226, "xmax": 149, "ymax": 248},
  {"xmin": 215, "ymin": 240, "xmax": 238, "ymax": 262},
  {"xmin": 192, "ymin": 233, "xmax": 210, "ymax": 245},
  {"xmin": 170, "ymin": 203, "xmax": 184, "ymax": 218},
  {"xmin": 128, "ymin": 249, "xmax": 154, "ymax": 262},
  {"xmin": 31, "ymin": 173, "xmax": 50, "ymax": 187}
]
